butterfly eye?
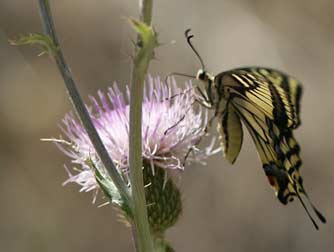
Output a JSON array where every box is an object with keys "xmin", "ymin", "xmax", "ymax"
[
  {"xmin": 196, "ymin": 70, "xmax": 207, "ymax": 81},
  {"xmin": 198, "ymin": 72, "xmax": 206, "ymax": 81}
]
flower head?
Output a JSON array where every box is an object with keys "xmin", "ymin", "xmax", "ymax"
[
  {"xmin": 51, "ymin": 76, "xmax": 220, "ymax": 233},
  {"xmin": 56, "ymin": 76, "xmax": 217, "ymax": 196}
]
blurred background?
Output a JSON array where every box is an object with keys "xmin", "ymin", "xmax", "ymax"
[{"xmin": 1, "ymin": 0, "xmax": 333, "ymax": 251}]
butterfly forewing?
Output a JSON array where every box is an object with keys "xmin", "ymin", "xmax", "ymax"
[
  {"xmin": 215, "ymin": 68, "xmax": 303, "ymax": 130},
  {"xmin": 246, "ymin": 67, "xmax": 302, "ymax": 128}
]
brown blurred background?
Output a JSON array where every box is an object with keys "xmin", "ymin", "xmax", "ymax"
[{"xmin": 1, "ymin": 0, "xmax": 333, "ymax": 251}]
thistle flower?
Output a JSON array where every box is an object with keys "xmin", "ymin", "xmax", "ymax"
[{"xmin": 52, "ymin": 76, "xmax": 218, "ymax": 233}]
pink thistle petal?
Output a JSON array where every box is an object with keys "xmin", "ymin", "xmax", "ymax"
[{"xmin": 53, "ymin": 76, "xmax": 219, "ymax": 196}]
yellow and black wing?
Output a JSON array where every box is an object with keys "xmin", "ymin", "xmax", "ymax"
[
  {"xmin": 216, "ymin": 67, "xmax": 325, "ymax": 228},
  {"xmin": 217, "ymin": 101, "xmax": 243, "ymax": 164},
  {"xmin": 215, "ymin": 67, "xmax": 302, "ymax": 130}
]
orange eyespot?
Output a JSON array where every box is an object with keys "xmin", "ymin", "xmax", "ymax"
[{"xmin": 267, "ymin": 175, "xmax": 276, "ymax": 187}]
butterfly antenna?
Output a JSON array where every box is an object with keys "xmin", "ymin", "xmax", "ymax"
[
  {"xmin": 165, "ymin": 72, "xmax": 196, "ymax": 85},
  {"xmin": 185, "ymin": 29, "xmax": 206, "ymax": 70}
]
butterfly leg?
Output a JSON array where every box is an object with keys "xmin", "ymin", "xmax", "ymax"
[
  {"xmin": 182, "ymin": 135, "xmax": 202, "ymax": 166},
  {"xmin": 167, "ymin": 86, "xmax": 212, "ymax": 108},
  {"xmin": 165, "ymin": 99, "xmax": 212, "ymax": 136},
  {"xmin": 181, "ymin": 87, "xmax": 217, "ymax": 165},
  {"xmin": 183, "ymin": 103, "xmax": 217, "ymax": 166},
  {"xmin": 164, "ymin": 106, "xmax": 192, "ymax": 135},
  {"xmin": 164, "ymin": 85, "xmax": 212, "ymax": 136},
  {"xmin": 182, "ymin": 110, "xmax": 217, "ymax": 165},
  {"xmin": 163, "ymin": 86, "xmax": 196, "ymax": 102},
  {"xmin": 205, "ymin": 110, "xmax": 219, "ymax": 132},
  {"xmin": 195, "ymin": 86, "xmax": 213, "ymax": 107},
  {"xmin": 193, "ymin": 87, "xmax": 214, "ymax": 127}
]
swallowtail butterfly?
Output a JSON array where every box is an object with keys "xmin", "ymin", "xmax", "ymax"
[{"xmin": 182, "ymin": 29, "xmax": 326, "ymax": 229}]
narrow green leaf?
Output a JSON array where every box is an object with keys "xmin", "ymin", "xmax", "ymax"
[
  {"xmin": 9, "ymin": 33, "xmax": 58, "ymax": 56},
  {"xmin": 128, "ymin": 18, "xmax": 158, "ymax": 47}
]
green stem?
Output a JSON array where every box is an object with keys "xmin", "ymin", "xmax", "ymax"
[
  {"xmin": 139, "ymin": 0, "xmax": 153, "ymax": 26},
  {"xmin": 129, "ymin": 0, "xmax": 155, "ymax": 251},
  {"xmin": 37, "ymin": 0, "xmax": 131, "ymax": 204}
]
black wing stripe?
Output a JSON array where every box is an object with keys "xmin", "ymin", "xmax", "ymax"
[{"xmin": 268, "ymin": 83, "xmax": 288, "ymax": 129}]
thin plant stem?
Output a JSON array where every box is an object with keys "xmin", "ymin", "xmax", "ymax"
[
  {"xmin": 37, "ymin": 0, "xmax": 131, "ymax": 205},
  {"xmin": 139, "ymin": 0, "xmax": 153, "ymax": 27},
  {"xmin": 128, "ymin": 0, "xmax": 155, "ymax": 251}
]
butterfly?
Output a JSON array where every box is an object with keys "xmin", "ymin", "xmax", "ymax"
[{"xmin": 181, "ymin": 29, "xmax": 326, "ymax": 229}]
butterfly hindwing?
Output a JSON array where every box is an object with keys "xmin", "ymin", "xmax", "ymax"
[
  {"xmin": 217, "ymin": 102, "xmax": 243, "ymax": 164},
  {"xmin": 229, "ymin": 97, "xmax": 297, "ymax": 202},
  {"xmin": 241, "ymin": 114, "xmax": 325, "ymax": 228}
]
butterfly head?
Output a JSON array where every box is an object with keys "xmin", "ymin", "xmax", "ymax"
[
  {"xmin": 196, "ymin": 69, "xmax": 207, "ymax": 81},
  {"xmin": 197, "ymin": 69, "xmax": 214, "ymax": 81},
  {"xmin": 196, "ymin": 69, "xmax": 214, "ymax": 88}
]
